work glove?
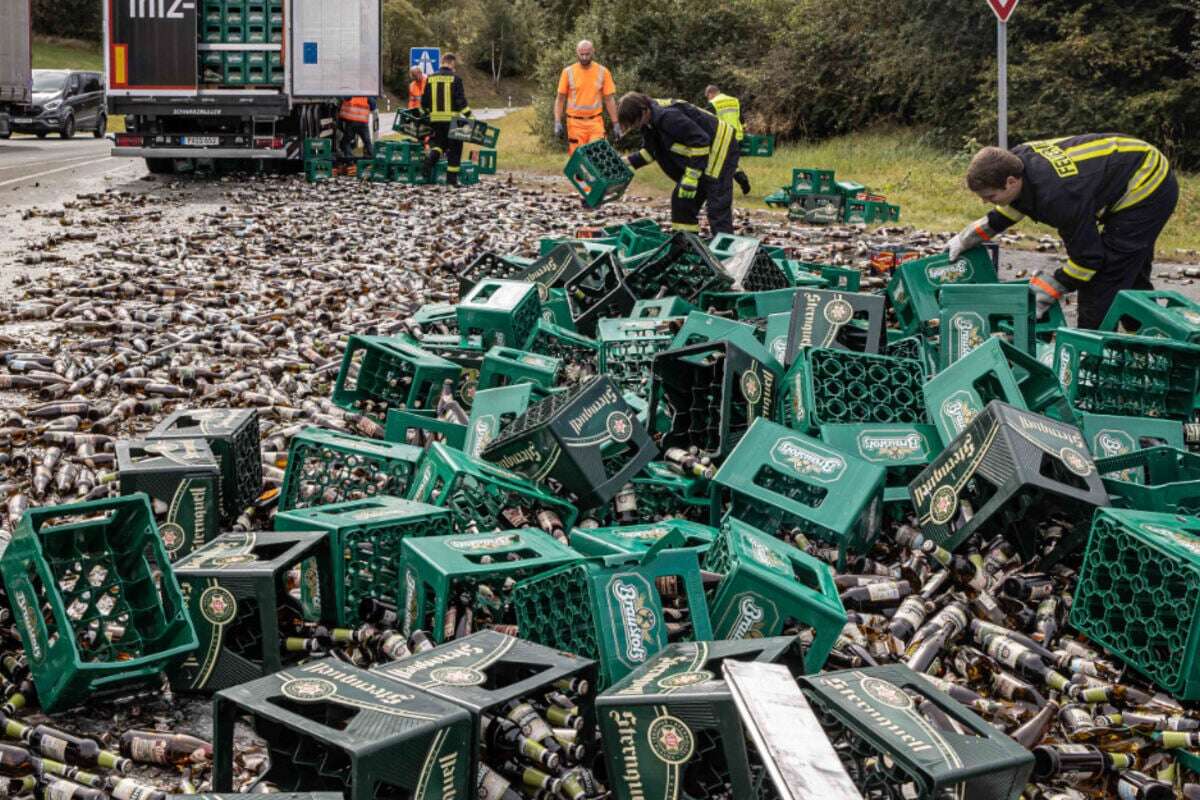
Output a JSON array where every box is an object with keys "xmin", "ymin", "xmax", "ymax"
[
  {"xmin": 554, "ymin": 121, "xmax": 565, "ymax": 139},
  {"xmin": 678, "ymin": 169, "xmax": 700, "ymax": 200},
  {"xmin": 612, "ymin": 122, "xmax": 624, "ymax": 139},
  {"xmin": 946, "ymin": 216, "xmax": 996, "ymax": 261},
  {"xmin": 1030, "ymin": 271, "xmax": 1067, "ymax": 320}
]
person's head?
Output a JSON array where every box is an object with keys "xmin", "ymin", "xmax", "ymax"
[
  {"xmin": 443, "ymin": 53, "xmax": 457, "ymax": 71},
  {"xmin": 410, "ymin": 66, "xmax": 424, "ymax": 81},
  {"xmin": 617, "ymin": 92, "xmax": 654, "ymax": 133},
  {"xmin": 705, "ymin": 85, "xmax": 720, "ymax": 100},
  {"xmin": 966, "ymin": 146, "xmax": 1024, "ymax": 205},
  {"xmin": 576, "ymin": 40, "xmax": 595, "ymax": 66}
]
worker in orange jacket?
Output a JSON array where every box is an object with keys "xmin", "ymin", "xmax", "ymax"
[
  {"xmin": 338, "ymin": 96, "xmax": 373, "ymax": 159},
  {"xmin": 554, "ymin": 40, "xmax": 620, "ymax": 155},
  {"xmin": 407, "ymin": 67, "xmax": 427, "ymax": 110}
]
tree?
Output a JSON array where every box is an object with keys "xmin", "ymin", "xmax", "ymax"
[
  {"xmin": 33, "ymin": 0, "xmax": 101, "ymax": 40},
  {"xmin": 468, "ymin": 0, "xmax": 549, "ymax": 85},
  {"xmin": 381, "ymin": 0, "xmax": 435, "ymax": 94}
]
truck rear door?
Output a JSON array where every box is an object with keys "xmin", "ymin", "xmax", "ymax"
[
  {"xmin": 106, "ymin": 0, "xmax": 199, "ymax": 96},
  {"xmin": 290, "ymin": 0, "xmax": 381, "ymax": 98}
]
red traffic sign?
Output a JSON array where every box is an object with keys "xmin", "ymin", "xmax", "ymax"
[{"xmin": 987, "ymin": 0, "xmax": 1019, "ymax": 22}]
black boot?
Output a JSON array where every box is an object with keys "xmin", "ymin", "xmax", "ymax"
[
  {"xmin": 735, "ymin": 169, "xmax": 751, "ymax": 196},
  {"xmin": 423, "ymin": 151, "xmax": 439, "ymax": 183}
]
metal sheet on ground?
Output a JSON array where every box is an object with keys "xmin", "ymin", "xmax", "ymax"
[{"xmin": 723, "ymin": 660, "xmax": 862, "ymax": 800}]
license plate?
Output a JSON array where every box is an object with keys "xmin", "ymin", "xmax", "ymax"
[
  {"xmin": 182, "ymin": 136, "xmax": 220, "ymax": 146},
  {"xmin": 12, "ymin": 118, "xmax": 32, "ymax": 124}
]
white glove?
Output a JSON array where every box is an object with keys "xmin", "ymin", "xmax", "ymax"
[
  {"xmin": 613, "ymin": 122, "xmax": 624, "ymax": 139},
  {"xmin": 947, "ymin": 216, "xmax": 995, "ymax": 261},
  {"xmin": 1030, "ymin": 271, "xmax": 1068, "ymax": 320}
]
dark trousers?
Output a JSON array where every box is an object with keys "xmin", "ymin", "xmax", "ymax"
[
  {"xmin": 1078, "ymin": 170, "xmax": 1180, "ymax": 329},
  {"xmin": 426, "ymin": 121, "xmax": 464, "ymax": 185},
  {"xmin": 340, "ymin": 120, "xmax": 372, "ymax": 159},
  {"xmin": 670, "ymin": 145, "xmax": 739, "ymax": 235}
]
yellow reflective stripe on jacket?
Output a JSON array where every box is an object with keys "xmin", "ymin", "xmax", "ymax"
[
  {"xmin": 429, "ymin": 76, "xmax": 454, "ymax": 121},
  {"xmin": 709, "ymin": 94, "xmax": 744, "ymax": 141},
  {"xmin": 1062, "ymin": 260, "xmax": 1097, "ymax": 282},
  {"xmin": 1111, "ymin": 148, "xmax": 1170, "ymax": 214},
  {"xmin": 994, "ymin": 205, "xmax": 1025, "ymax": 223},
  {"xmin": 637, "ymin": 148, "xmax": 655, "ymax": 164},
  {"xmin": 672, "ymin": 222, "xmax": 700, "ymax": 232},
  {"xmin": 670, "ymin": 143, "xmax": 710, "ymax": 157},
  {"xmin": 681, "ymin": 167, "xmax": 702, "ymax": 187},
  {"xmin": 705, "ymin": 120, "xmax": 734, "ymax": 178},
  {"xmin": 1062, "ymin": 136, "xmax": 1150, "ymax": 162}
]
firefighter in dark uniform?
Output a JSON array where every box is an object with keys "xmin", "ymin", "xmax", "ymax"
[
  {"xmin": 948, "ymin": 135, "xmax": 1179, "ymax": 329},
  {"xmin": 421, "ymin": 53, "xmax": 472, "ymax": 186},
  {"xmin": 617, "ymin": 93, "xmax": 740, "ymax": 235}
]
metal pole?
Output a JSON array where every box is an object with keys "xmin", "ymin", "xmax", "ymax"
[{"xmin": 998, "ymin": 19, "xmax": 1008, "ymax": 149}]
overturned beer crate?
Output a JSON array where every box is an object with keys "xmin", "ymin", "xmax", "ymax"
[
  {"xmin": 820, "ymin": 423, "xmax": 943, "ymax": 517},
  {"xmin": 924, "ymin": 337, "xmax": 1072, "ymax": 446},
  {"xmin": 117, "ymin": 438, "xmax": 220, "ymax": 560},
  {"xmin": 511, "ymin": 536, "xmax": 714, "ymax": 689},
  {"xmin": 784, "ymin": 288, "xmax": 886, "ymax": 360},
  {"xmin": 1070, "ymin": 509, "xmax": 1200, "ymax": 700},
  {"xmin": 407, "ymin": 442, "xmax": 578, "ymax": 534},
  {"xmin": 570, "ymin": 520, "xmax": 716, "ymax": 559},
  {"xmin": 1100, "ymin": 289, "xmax": 1200, "ymax": 342},
  {"xmin": 480, "ymin": 375, "xmax": 657, "ymax": 510},
  {"xmin": 563, "ymin": 251, "xmax": 637, "ymax": 336},
  {"xmin": 148, "ymin": 408, "xmax": 261, "ymax": 527},
  {"xmin": 650, "ymin": 340, "xmax": 780, "ymax": 459},
  {"xmin": 714, "ymin": 419, "xmax": 885, "ymax": 569},
  {"xmin": 628, "ymin": 462, "xmax": 718, "ymax": 524},
  {"xmin": 703, "ymin": 520, "xmax": 845, "ymax": 674},
  {"xmin": 887, "ymin": 248, "xmax": 998, "ymax": 334},
  {"xmin": 1096, "ymin": 446, "xmax": 1200, "ymax": 514},
  {"xmin": 457, "ymin": 251, "xmax": 532, "ymax": 295},
  {"xmin": 525, "ymin": 319, "xmax": 602, "ymax": 375},
  {"xmin": 213, "ymin": 658, "xmax": 472, "ymax": 800},
  {"xmin": 475, "ymin": 346, "xmax": 560, "ymax": 395},
  {"xmin": 457, "ymin": 280, "xmax": 543, "ymax": 351},
  {"xmin": 170, "ymin": 530, "xmax": 333, "ymax": 692},
  {"xmin": 373, "ymin": 630, "xmax": 597, "ymax": 795},
  {"xmin": 800, "ymin": 664, "xmax": 1034, "ymax": 800},
  {"xmin": 278, "ymin": 427, "xmax": 423, "ymax": 513},
  {"xmin": 0, "ymin": 495, "xmax": 198, "ymax": 712},
  {"xmin": 781, "ymin": 348, "xmax": 927, "ymax": 434},
  {"xmin": 937, "ymin": 283, "xmax": 1036, "ymax": 370},
  {"xmin": 598, "ymin": 318, "xmax": 681, "ymax": 400},
  {"xmin": 908, "ymin": 401, "xmax": 1107, "ymax": 564},
  {"xmin": 516, "ymin": 242, "xmax": 589, "ymax": 297},
  {"xmin": 1054, "ymin": 328, "xmax": 1200, "ymax": 421},
  {"xmin": 332, "ymin": 336, "xmax": 461, "ymax": 423},
  {"xmin": 275, "ymin": 497, "xmax": 453, "ymax": 627},
  {"xmin": 1080, "ymin": 412, "xmax": 1187, "ymax": 476},
  {"xmin": 398, "ymin": 528, "xmax": 580, "ymax": 641},
  {"xmin": 596, "ymin": 637, "xmax": 805, "ymax": 800},
  {"xmin": 461, "ymin": 384, "xmax": 537, "ymax": 460},
  {"xmin": 625, "ymin": 233, "xmax": 734, "ymax": 304}
]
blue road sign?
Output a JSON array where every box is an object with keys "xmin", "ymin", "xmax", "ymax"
[{"xmin": 410, "ymin": 48, "xmax": 441, "ymax": 77}]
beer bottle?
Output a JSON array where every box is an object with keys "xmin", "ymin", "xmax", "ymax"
[
  {"xmin": 0, "ymin": 744, "xmax": 34, "ymax": 775},
  {"xmin": 1011, "ymin": 702, "xmax": 1059, "ymax": 749},
  {"xmin": 839, "ymin": 580, "xmax": 912, "ymax": 609},
  {"xmin": 0, "ymin": 776, "xmax": 33, "ymax": 798},
  {"xmin": 358, "ymin": 598, "xmax": 398, "ymax": 628},
  {"xmin": 495, "ymin": 760, "xmax": 559, "ymax": 794},
  {"xmin": 20, "ymin": 726, "xmax": 129, "ymax": 773},
  {"xmin": 1032, "ymin": 595, "xmax": 1060, "ymax": 644},
  {"xmin": 481, "ymin": 715, "xmax": 559, "ymax": 771},
  {"xmin": 118, "ymin": 732, "xmax": 211, "ymax": 766},
  {"xmin": 409, "ymin": 630, "xmax": 436, "ymax": 653},
  {"xmin": 33, "ymin": 777, "xmax": 106, "ymax": 800},
  {"xmin": 887, "ymin": 596, "xmax": 931, "ymax": 643},
  {"xmin": 1158, "ymin": 731, "xmax": 1200, "ymax": 749},
  {"xmin": 1031, "ymin": 743, "xmax": 1133, "ymax": 780},
  {"xmin": 1115, "ymin": 771, "xmax": 1175, "ymax": 800},
  {"xmin": 1001, "ymin": 573, "xmax": 1055, "ymax": 602},
  {"xmin": 552, "ymin": 676, "xmax": 590, "ymax": 697},
  {"xmin": 474, "ymin": 764, "xmax": 523, "ymax": 800},
  {"xmin": 613, "ymin": 484, "xmax": 638, "ymax": 524}
]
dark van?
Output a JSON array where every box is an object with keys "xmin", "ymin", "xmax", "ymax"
[{"xmin": 6, "ymin": 69, "xmax": 106, "ymax": 139}]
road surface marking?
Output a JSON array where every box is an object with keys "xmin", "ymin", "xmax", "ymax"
[{"xmin": 0, "ymin": 156, "xmax": 114, "ymax": 189}]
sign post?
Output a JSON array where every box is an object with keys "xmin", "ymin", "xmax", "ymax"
[{"xmin": 986, "ymin": 0, "xmax": 1019, "ymax": 149}]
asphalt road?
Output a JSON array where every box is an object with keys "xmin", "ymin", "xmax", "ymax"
[{"xmin": 0, "ymin": 133, "xmax": 146, "ymax": 208}]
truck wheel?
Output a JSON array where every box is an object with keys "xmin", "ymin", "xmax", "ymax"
[
  {"xmin": 94, "ymin": 114, "xmax": 107, "ymax": 138},
  {"xmin": 145, "ymin": 158, "xmax": 174, "ymax": 175},
  {"xmin": 59, "ymin": 115, "xmax": 75, "ymax": 139},
  {"xmin": 36, "ymin": 132, "xmax": 47, "ymax": 139},
  {"xmin": 0, "ymin": 132, "xmax": 10, "ymax": 140}
]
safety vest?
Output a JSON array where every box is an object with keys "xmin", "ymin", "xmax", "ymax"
[
  {"xmin": 709, "ymin": 93, "xmax": 744, "ymax": 141},
  {"xmin": 339, "ymin": 97, "xmax": 370, "ymax": 124},
  {"xmin": 428, "ymin": 74, "xmax": 457, "ymax": 122},
  {"xmin": 407, "ymin": 78, "xmax": 426, "ymax": 110},
  {"xmin": 563, "ymin": 62, "xmax": 610, "ymax": 119}
]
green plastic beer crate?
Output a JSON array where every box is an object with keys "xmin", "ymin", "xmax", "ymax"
[
  {"xmin": 476, "ymin": 148, "xmax": 497, "ymax": 174},
  {"xmin": 276, "ymin": 497, "xmax": 452, "ymax": 627},
  {"xmin": 598, "ymin": 318, "xmax": 681, "ymax": 400},
  {"xmin": 474, "ymin": 346, "xmax": 560, "ymax": 395},
  {"xmin": 596, "ymin": 637, "xmax": 805, "ymax": 800},
  {"xmin": 820, "ymin": 423, "xmax": 942, "ymax": 518},
  {"xmin": 728, "ymin": 286, "xmax": 814, "ymax": 321},
  {"xmin": 800, "ymin": 665, "xmax": 1034, "ymax": 800},
  {"xmin": 1079, "ymin": 412, "xmax": 1186, "ymax": 479},
  {"xmin": 714, "ymin": 419, "xmax": 885, "ymax": 568},
  {"xmin": 148, "ymin": 408, "xmax": 261, "ymax": 527},
  {"xmin": 303, "ymin": 138, "xmax": 332, "ymax": 159},
  {"xmin": 406, "ymin": 442, "xmax": 578, "ymax": 534},
  {"xmin": 305, "ymin": 159, "xmax": 333, "ymax": 183},
  {"xmin": 397, "ymin": 528, "xmax": 579, "ymax": 640},
  {"xmin": 393, "ymin": 107, "xmax": 432, "ymax": 139},
  {"xmin": 886, "ymin": 330, "xmax": 938, "ymax": 377},
  {"xmin": 792, "ymin": 168, "xmax": 836, "ymax": 194},
  {"xmin": 461, "ymin": 384, "xmax": 536, "ymax": 460},
  {"xmin": 1070, "ymin": 509, "xmax": 1200, "ymax": 699},
  {"xmin": 725, "ymin": 245, "xmax": 794, "ymax": 293},
  {"xmin": 570, "ymin": 520, "xmax": 715, "ymax": 558},
  {"xmin": 170, "ymin": 529, "xmax": 334, "ymax": 692},
  {"xmin": 783, "ymin": 288, "xmax": 887, "ymax": 362},
  {"xmin": 669, "ymin": 311, "xmax": 769, "ymax": 361},
  {"xmin": 447, "ymin": 116, "xmax": 499, "ymax": 146},
  {"xmin": 629, "ymin": 462, "xmax": 718, "ymax": 525},
  {"xmin": 117, "ymin": 438, "xmax": 220, "ymax": 561},
  {"xmin": 456, "ymin": 251, "xmax": 532, "ymax": 295},
  {"xmin": 1101, "ymin": 289, "xmax": 1200, "ymax": 342},
  {"xmin": 1096, "ymin": 447, "xmax": 1200, "ymax": 514},
  {"xmin": 373, "ymin": 139, "xmax": 422, "ymax": 165},
  {"xmin": 565, "ymin": 139, "xmax": 635, "ymax": 208},
  {"xmin": 631, "ymin": 296, "xmax": 695, "ymax": 319},
  {"xmin": 618, "ymin": 223, "xmax": 672, "ymax": 262},
  {"xmin": 740, "ymin": 133, "xmax": 775, "ymax": 157},
  {"xmin": 650, "ymin": 340, "xmax": 780, "ymax": 459},
  {"xmin": 331, "ymin": 335, "xmax": 461, "ymax": 423},
  {"xmin": 518, "ymin": 243, "xmax": 590, "ymax": 300},
  {"xmin": 278, "ymin": 427, "xmax": 423, "ymax": 513},
  {"xmin": 0, "ymin": 495, "xmax": 197, "ymax": 711},
  {"xmin": 1054, "ymin": 328, "xmax": 1200, "ymax": 421},
  {"xmin": 924, "ymin": 337, "xmax": 1072, "ymax": 446},
  {"xmin": 511, "ymin": 536, "xmax": 714, "ymax": 689},
  {"xmin": 213, "ymin": 658, "xmax": 472, "ymax": 800},
  {"xmin": 704, "ymin": 519, "xmax": 844, "ymax": 674},
  {"xmin": 937, "ymin": 283, "xmax": 1035, "ymax": 370},
  {"xmin": 909, "ymin": 401, "xmax": 1107, "ymax": 562},
  {"xmin": 456, "ymin": 279, "xmax": 542, "ymax": 350},
  {"xmin": 480, "ymin": 375, "xmax": 657, "ymax": 510},
  {"xmin": 384, "ymin": 409, "xmax": 467, "ymax": 452},
  {"xmin": 780, "ymin": 348, "xmax": 927, "ymax": 434},
  {"xmin": 524, "ymin": 318, "xmax": 601, "ymax": 375},
  {"xmin": 626, "ymin": 233, "xmax": 734, "ymax": 304},
  {"xmin": 887, "ymin": 248, "xmax": 999, "ymax": 334},
  {"xmin": 373, "ymin": 630, "xmax": 597, "ymax": 792},
  {"xmin": 563, "ymin": 252, "xmax": 637, "ymax": 336}
]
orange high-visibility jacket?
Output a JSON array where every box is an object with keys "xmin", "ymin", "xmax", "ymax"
[{"xmin": 339, "ymin": 97, "xmax": 371, "ymax": 123}]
